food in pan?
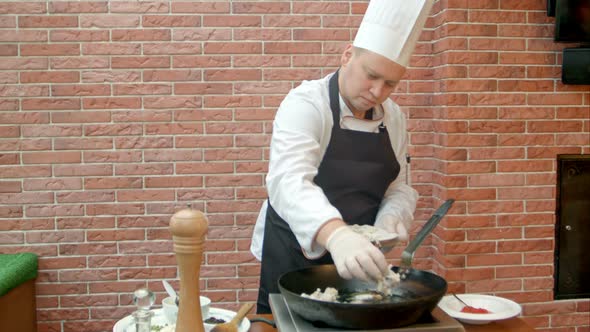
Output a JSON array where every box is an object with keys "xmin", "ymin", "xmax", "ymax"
[
  {"xmin": 377, "ymin": 267, "xmax": 401, "ymax": 295},
  {"xmin": 301, "ymin": 267, "xmax": 401, "ymax": 303},
  {"xmin": 301, "ymin": 286, "xmax": 339, "ymax": 302}
]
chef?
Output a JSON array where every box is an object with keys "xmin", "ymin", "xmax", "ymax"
[{"xmin": 250, "ymin": 0, "xmax": 434, "ymax": 314}]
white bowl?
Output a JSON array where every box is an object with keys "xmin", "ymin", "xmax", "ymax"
[
  {"xmin": 162, "ymin": 295, "xmax": 211, "ymax": 325},
  {"xmin": 438, "ymin": 293, "xmax": 522, "ymax": 325}
]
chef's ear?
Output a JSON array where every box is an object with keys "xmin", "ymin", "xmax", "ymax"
[{"xmin": 340, "ymin": 44, "xmax": 354, "ymax": 66}]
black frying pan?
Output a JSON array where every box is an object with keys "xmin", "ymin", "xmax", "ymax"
[{"xmin": 278, "ymin": 199, "xmax": 454, "ymax": 329}]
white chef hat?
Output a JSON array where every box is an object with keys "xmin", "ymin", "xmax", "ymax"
[{"xmin": 353, "ymin": 0, "xmax": 434, "ymax": 67}]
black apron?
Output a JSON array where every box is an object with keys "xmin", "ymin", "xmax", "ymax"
[{"xmin": 256, "ymin": 71, "xmax": 401, "ymax": 313}]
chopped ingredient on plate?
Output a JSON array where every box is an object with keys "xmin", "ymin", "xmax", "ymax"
[{"xmin": 204, "ymin": 316, "xmax": 226, "ymax": 324}]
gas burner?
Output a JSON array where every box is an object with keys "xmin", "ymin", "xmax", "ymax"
[{"xmin": 269, "ymin": 294, "xmax": 465, "ymax": 332}]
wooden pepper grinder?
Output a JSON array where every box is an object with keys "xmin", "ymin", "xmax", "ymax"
[{"xmin": 170, "ymin": 206, "xmax": 208, "ymax": 332}]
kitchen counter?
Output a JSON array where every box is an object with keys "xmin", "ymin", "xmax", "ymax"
[{"xmin": 247, "ymin": 314, "xmax": 536, "ymax": 332}]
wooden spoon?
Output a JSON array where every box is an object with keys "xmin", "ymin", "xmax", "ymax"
[{"xmin": 210, "ymin": 302, "xmax": 254, "ymax": 332}]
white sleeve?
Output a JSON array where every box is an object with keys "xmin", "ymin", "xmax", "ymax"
[{"xmin": 266, "ymin": 94, "xmax": 341, "ymax": 259}]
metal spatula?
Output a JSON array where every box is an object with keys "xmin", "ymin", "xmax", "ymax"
[{"xmin": 399, "ymin": 199, "xmax": 454, "ymax": 279}]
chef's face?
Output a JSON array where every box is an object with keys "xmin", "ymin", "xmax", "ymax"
[{"xmin": 338, "ymin": 45, "xmax": 406, "ymax": 115}]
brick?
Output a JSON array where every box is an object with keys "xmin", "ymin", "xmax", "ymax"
[
  {"xmin": 203, "ymin": 15, "xmax": 260, "ymax": 27},
  {"xmin": 528, "ymin": 120, "xmax": 584, "ymax": 132},
  {"xmin": 51, "ymin": 84, "xmax": 111, "ymax": 96},
  {"xmin": 528, "ymin": 93, "xmax": 585, "ymax": 105},
  {"xmin": 22, "ymin": 98, "xmax": 81, "ymax": 110},
  {"xmin": 173, "ymin": 28, "xmax": 231, "ymax": 41},
  {"xmin": 86, "ymin": 229, "xmax": 145, "ymax": 243},
  {"xmin": 83, "ymin": 97, "xmax": 141, "ymax": 110},
  {"xmin": 205, "ymin": 41, "xmax": 262, "ymax": 54},
  {"xmin": 20, "ymin": 43, "xmax": 80, "ymax": 56},
  {"xmin": 115, "ymin": 163, "xmax": 173, "ymax": 176},
  {"xmin": 0, "ymin": 85, "xmax": 48, "ymax": 97},
  {"xmin": 112, "ymin": 110, "xmax": 172, "ymax": 122},
  {"xmin": 470, "ymin": 38, "xmax": 525, "ymax": 51},
  {"xmin": 469, "ymin": 120, "xmax": 526, "ymax": 133},
  {"xmin": 0, "ymin": 44, "xmax": 17, "ymax": 55},
  {"xmin": 204, "ymin": 96, "xmax": 262, "ymax": 108},
  {"xmin": 143, "ymin": 96, "xmax": 200, "ymax": 109},
  {"xmin": 82, "ymin": 43, "xmax": 141, "ymax": 55},
  {"xmin": 469, "ymin": 10, "xmax": 525, "ymax": 23},
  {"xmin": 114, "ymin": 136, "xmax": 173, "ymax": 149},
  {"xmin": 469, "ymin": 93, "xmax": 526, "ymax": 105},
  {"xmin": 500, "ymin": 52, "xmax": 555, "ymax": 64},
  {"xmin": 54, "ymin": 164, "xmax": 112, "ymax": 176},
  {"xmin": 111, "ymin": 56, "xmax": 170, "ymax": 68},
  {"xmin": 0, "ymin": 30, "xmax": 42, "ymax": 43},
  {"xmin": 19, "ymin": 15, "xmax": 78, "ymax": 28},
  {"xmin": 233, "ymin": 2, "xmax": 289, "ymax": 13},
  {"xmin": 263, "ymin": 15, "xmax": 321, "ymax": 27},
  {"xmin": 0, "ymin": 58, "xmax": 47, "ymax": 70},
  {"xmin": 0, "ymin": 180, "xmax": 21, "ymax": 193},
  {"xmin": 293, "ymin": 2, "xmax": 349, "ymax": 13},
  {"xmin": 61, "ymin": 294, "xmax": 118, "ymax": 308},
  {"xmin": 54, "ymin": 137, "xmax": 113, "ymax": 150},
  {"xmin": 0, "ymin": 166, "xmax": 51, "ymax": 179},
  {"xmin": 26, "ymin": 204, "xmax": 85, "ymax": 217},
  {"xmin": 49, "ymin": 1, "xmax": 108, "ymax": 13},
  {"xmin": 57, "ymin": 191, "xmax": 115, "ymax": 203},
  {"xmin": 57, "ymin": 216, "xmax": 114, "ymax": 230},
  {"xmin": 117, "ymin": 189, "xmax": 174, "ymax": 202},
  {"xmin": 21, "ymin": 71, "xmax": 79, "ymax": 83},
  {"xmin": 143, "ymin": 42, "xmax": 201, "ymax": 55},
  {"xmin": 176, "ymin": 162, "xmax": 233, "ymax": 174},
  {"xmin": 143, "ymin": 15, "xmax": 200, "ymax": 27},
  {"xmin": 22, "ymin": 151, "xmax": 81, "ymax": 164},
  {"xmin": 80, "ymin": 15, "xmax": 140, "ymax": 28},
  {"xmin": 144, "ymin": 123, "xmax": 203, "ymax": 135},
  {"xmin": 111, "ymin": 1, "xmax": 168, "ymax": 13},
  {"xmin": 144, "ymin": 69, "xmax": 201, "ymax": 82},
  {"xmin": 50, "ymin": 29, "xmax": 109, "ymax": 42},
  {"xmin": 174, "ymin": 55, "xmax": 231, "ymax": 68},
  {"xmin": 265, "ymin": 42, "xmax": 322, "ymax": 54},
  {"xmin": 112, "ymin": 29, "xmax": 171, "ymax": 41},
  {"xmin": 234, "ymin": 28, "xmax": 291, "ymax": 41}
]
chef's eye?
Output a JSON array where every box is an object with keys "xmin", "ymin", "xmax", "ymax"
[{"xmin": 367, "ymin": 73, "xmax": 378, "ymax": 80}]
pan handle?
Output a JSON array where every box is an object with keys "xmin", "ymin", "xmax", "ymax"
[{"xmin": 400, "ymin": 199, "xmax": 454, "ymax": 271}]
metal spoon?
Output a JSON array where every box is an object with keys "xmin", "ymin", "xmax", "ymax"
[
  {"xmin": 452, "ymin": 293, "xmax": 470, "ymax": 307},
  {"xmin": 162, "ymin": 280, "xmax": 179, "ymax": 306}
]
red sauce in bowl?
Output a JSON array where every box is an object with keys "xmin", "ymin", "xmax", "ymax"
[{"xmin": 461, "ymin": 306, "xmax": 490, "ymax": 314}]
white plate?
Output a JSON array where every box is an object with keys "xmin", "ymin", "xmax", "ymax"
[
  {"xmin": 438, "ymin": 294, "xmax": 522, "ymax": 325},
  {"xmin": 113, "ymin": 308, "xmax": 251, "ymax": 332}
]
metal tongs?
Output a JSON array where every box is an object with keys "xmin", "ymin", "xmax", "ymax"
[{"xmin": 399, "ymin": 199, "xmax": 454, "ymax": 280}]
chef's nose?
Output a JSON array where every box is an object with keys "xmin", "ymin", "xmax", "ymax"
[{"xmin": 369, "ymin": 80, "xmax": 387, "ymax": 100}]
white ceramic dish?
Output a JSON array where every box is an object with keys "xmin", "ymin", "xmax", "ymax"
[
  {"xmin": 113, "ymin": 308, "xmax": 251, "ymax": 332},
  {"xmin": 438, "ymin": 294, "xmax": 522, "ymax": 325}
]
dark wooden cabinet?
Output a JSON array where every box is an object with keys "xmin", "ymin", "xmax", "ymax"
[{"xmin": 555, "ymin": 154, "xmax": 590, "ymax": 299}]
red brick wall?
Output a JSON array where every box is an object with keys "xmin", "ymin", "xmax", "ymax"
[{"xmin": 0, "ymin": 1, "xmax": 588, "ymax": 331}]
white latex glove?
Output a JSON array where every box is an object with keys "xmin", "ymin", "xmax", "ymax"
[
  {"xmin": 325, "ymin": 226, "xmax": 389, "ymax": 281},
  {"xmin": 374, "ymin": 215, "xmax": 409, "ymax": 241}
]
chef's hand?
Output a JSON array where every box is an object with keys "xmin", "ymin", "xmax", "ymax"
[
  {"xmin": 374, "ymin": 215, "xmax": 409, "ymax": 241},
  {"xmin": 325, "ymin": 226, "xmax": 389, "ymax": 281}
]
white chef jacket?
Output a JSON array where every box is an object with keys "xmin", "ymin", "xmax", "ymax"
[{"xmin": 250, "ymin": 72, "xmax": 418, "ymax": 261}]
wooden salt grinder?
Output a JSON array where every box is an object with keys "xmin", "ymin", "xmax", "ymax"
[{"xmin": 170, "ymin": 207, "xmax": 208, "ymax": 332}]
